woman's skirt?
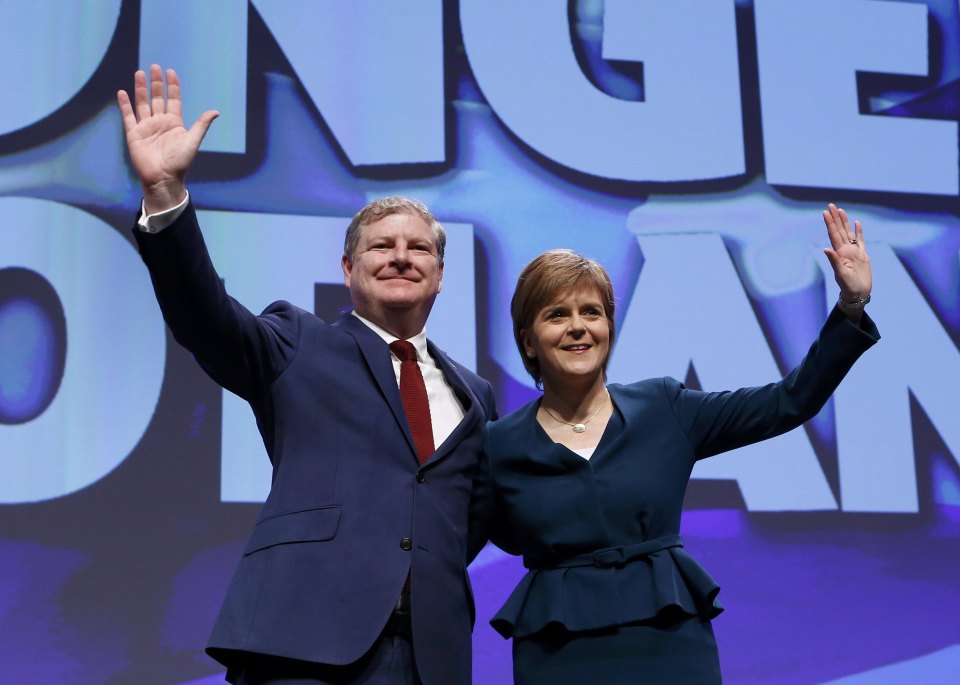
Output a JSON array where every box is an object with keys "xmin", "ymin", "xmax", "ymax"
[{"xmin": 512, "ymin": 611, "xmax": 722, "ymax": 685}]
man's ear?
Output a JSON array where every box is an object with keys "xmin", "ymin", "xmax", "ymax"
[
  {"xmin": 437, "ymin": 260, "xmax": 444, "ymax": 293},
  {"xmin": 341, "ymin": 254, "xmax": 352, "ymax": 288}
]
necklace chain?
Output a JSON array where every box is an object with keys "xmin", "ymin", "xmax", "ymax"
[{"xmin": 542, "ymin": 392, "xmax": 609, "ymax": 433}]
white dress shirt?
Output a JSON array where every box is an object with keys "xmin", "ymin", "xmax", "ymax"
[{"xmin": 351, "ymin": 312, "xmax": 466, "ymax": 450}]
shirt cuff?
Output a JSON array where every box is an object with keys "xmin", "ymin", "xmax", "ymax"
[{"xmin": 137, "ymin": 191, "xmax": 190, "ymax": 233}]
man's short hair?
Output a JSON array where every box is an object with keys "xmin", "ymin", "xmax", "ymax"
[{"xmin": 343, "ymin": 196, "xmax": 446, "ymax": 263}]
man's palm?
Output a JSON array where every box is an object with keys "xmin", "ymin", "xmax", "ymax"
[{"xmin": 117, "ymin": 65, "xmax": 218, "ymax": 209}]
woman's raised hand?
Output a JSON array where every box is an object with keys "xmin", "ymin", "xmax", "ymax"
[{"xmin": 822, "ymin": 203, "xmax": 872, "ymax": 311}]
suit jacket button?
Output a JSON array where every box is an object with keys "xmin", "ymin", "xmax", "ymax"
[
  {"xmin": 400, "ymin": 537, "xmax": 413, "ymax": 551},
  {"xmin": 416, "ymin": 473, "xmax": 426, "ymax": 484}
]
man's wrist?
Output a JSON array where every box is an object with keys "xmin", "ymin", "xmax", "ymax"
[{"xmin": 142, "ymin": 180, "xmax": 187, "ymax": 215}]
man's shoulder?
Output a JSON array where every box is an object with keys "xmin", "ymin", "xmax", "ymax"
[
  {"xmin": 258, "ymin": 301, "xmax": 354, "ymax": 343},
  {"xmin": 260, "ymin": 301, "xmax": 349, "ymax": 326},
  {"xmin": 427, "ymin": 343, "xmax": 483, "ymax": 381},
  {"xmin": 427, "ymin": 343, "xmax": 497, "ymax": 415}
]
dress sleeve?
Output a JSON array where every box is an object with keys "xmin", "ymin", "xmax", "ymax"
[
  {"xmin": 467, "ymin": 424, "xmax": 520, "ymax": 562},
  {"xmin": 667, "ymin": 306, "xmax": 879, "ymax": 459}
]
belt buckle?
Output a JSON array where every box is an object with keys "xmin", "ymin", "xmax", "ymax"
[
  {"xmin": 592, "ymin": 547, "xmax": 625, "ymax": 568},
  {"xmin": 386, "ymin": 609, "xmax": 413, "ymax": 640}
]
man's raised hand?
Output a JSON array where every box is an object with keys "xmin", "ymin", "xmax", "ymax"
[{"xmin": 117, "ymin": 65, "xmax": 218, "ymax": 214}]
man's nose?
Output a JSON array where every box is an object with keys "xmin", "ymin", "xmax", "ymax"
[{"xmin": 391, "ymin": 243, "xmax": 411, "ymax": 266}]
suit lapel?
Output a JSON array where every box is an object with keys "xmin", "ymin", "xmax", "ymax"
[
  {"xmin": 426, "ymin": 341, "xmax": 484, "ymax": 464},
  {"xmin": 336, "ymin": 313, "xmax": 418, "ymax": 457},
  {"xmin": 337, "ymin": 315, "xmax": 483, "ymax": 466}
]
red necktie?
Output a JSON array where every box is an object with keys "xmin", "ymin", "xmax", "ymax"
[{"xmin": 389, "ymin": 340, "xmax": 435, "ymax": 464}]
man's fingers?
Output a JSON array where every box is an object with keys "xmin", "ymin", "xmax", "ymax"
[
  {"xmin": 166, "ymin": 69, "xmax": 182, "ymax": 119},
  {"xmin": 134, "ymin": 69, "xmax": 150, "ymax": 121},
  {"xmin": 149, "ymin": 64, "xmax": 165, "ymax": 115},
  {"xmin": 116, "ymin": 90, "xmax": 139, "ymax": 134},
  {"xmin": 187, "ymin": 110, "xmax": 220, "ymax": 149}
]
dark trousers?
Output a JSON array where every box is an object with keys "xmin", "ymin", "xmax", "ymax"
[{"xmin": 231, "ymin": 633, "xmax": 422, "ymax": 685}]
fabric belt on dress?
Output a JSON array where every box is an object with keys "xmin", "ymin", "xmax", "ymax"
[{"xmin": 523, "ymin": 534, "xmax": 684, "ymax": 570}]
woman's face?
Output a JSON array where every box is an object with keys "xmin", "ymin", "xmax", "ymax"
[{"xmin": 522, "ymin": 286, "xmax": 610, "ymax": 390}]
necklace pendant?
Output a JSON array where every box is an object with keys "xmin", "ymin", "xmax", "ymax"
[{"xmin": 573, "ymin": 423, "xmax": 586, "ymax": 433}]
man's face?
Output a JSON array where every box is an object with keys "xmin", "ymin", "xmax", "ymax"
[{"xmin": 341, "ymin": 212, "xmax": 443, "ymax": 332}]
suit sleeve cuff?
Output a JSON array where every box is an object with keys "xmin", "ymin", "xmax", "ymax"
[{"xmin": 137, "ymin": 191, "xmax": 190, "ymax": 233}]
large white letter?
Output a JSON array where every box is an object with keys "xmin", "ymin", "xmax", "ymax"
[
  {"xmin": 817, "ymin": 243, "xmax": 960, "ymax": 512},
  {"xmin": 461, "ymin": 0, "xmax": 744, "ymax": 182},
  {"xmin": 0, "ymin": 199, "xmax": 166, "ymax": 502},
  {"xmin": 251, "ymin": 0, "xmax": 446, "ymax": 165},
  {"xmin": 755, "ymin": 0, "xmax": 958, "ymax": 195},
  {"xmin": 139, "ymin": 0, "xmax": 248, "ymax": 154},
  {"xmin": 0, "ymin": 1, "xmax": 120, "ymax": 136}
]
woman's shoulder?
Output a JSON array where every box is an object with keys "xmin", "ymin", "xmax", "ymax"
[
  {"xmin": 609, "ymin": 377, "xmax": 684, "ymax": 402},
  {"xmin": 485, "ymin": 397, "xmax": 540, "ymax": 440}
]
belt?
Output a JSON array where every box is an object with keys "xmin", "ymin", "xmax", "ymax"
[
  {"xmin": 384, "ymin": 609, "xmax": 412, "ymax": 640},
  {"xmin": 524, "ymin": 535, "xmax": 683, "ymax": 570}
]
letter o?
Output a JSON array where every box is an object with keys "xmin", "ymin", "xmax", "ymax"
[{"xmin": 0, "ymin": 198, "xmax": 166, "ymax": 502}]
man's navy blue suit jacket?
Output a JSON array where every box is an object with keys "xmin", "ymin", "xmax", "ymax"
[{"xmin": 134, "ymin": 204, "xmax": 497, "ymax": 685}]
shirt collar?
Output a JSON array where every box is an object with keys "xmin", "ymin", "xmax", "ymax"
[{"xmin": 351, "ymin": 311, "xmax": 429, "ymax": 362}]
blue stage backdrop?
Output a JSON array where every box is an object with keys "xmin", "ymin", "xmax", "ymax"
[{"xmin": 1, "ymin": 1, "xmax": 958, "ymax": 683}]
